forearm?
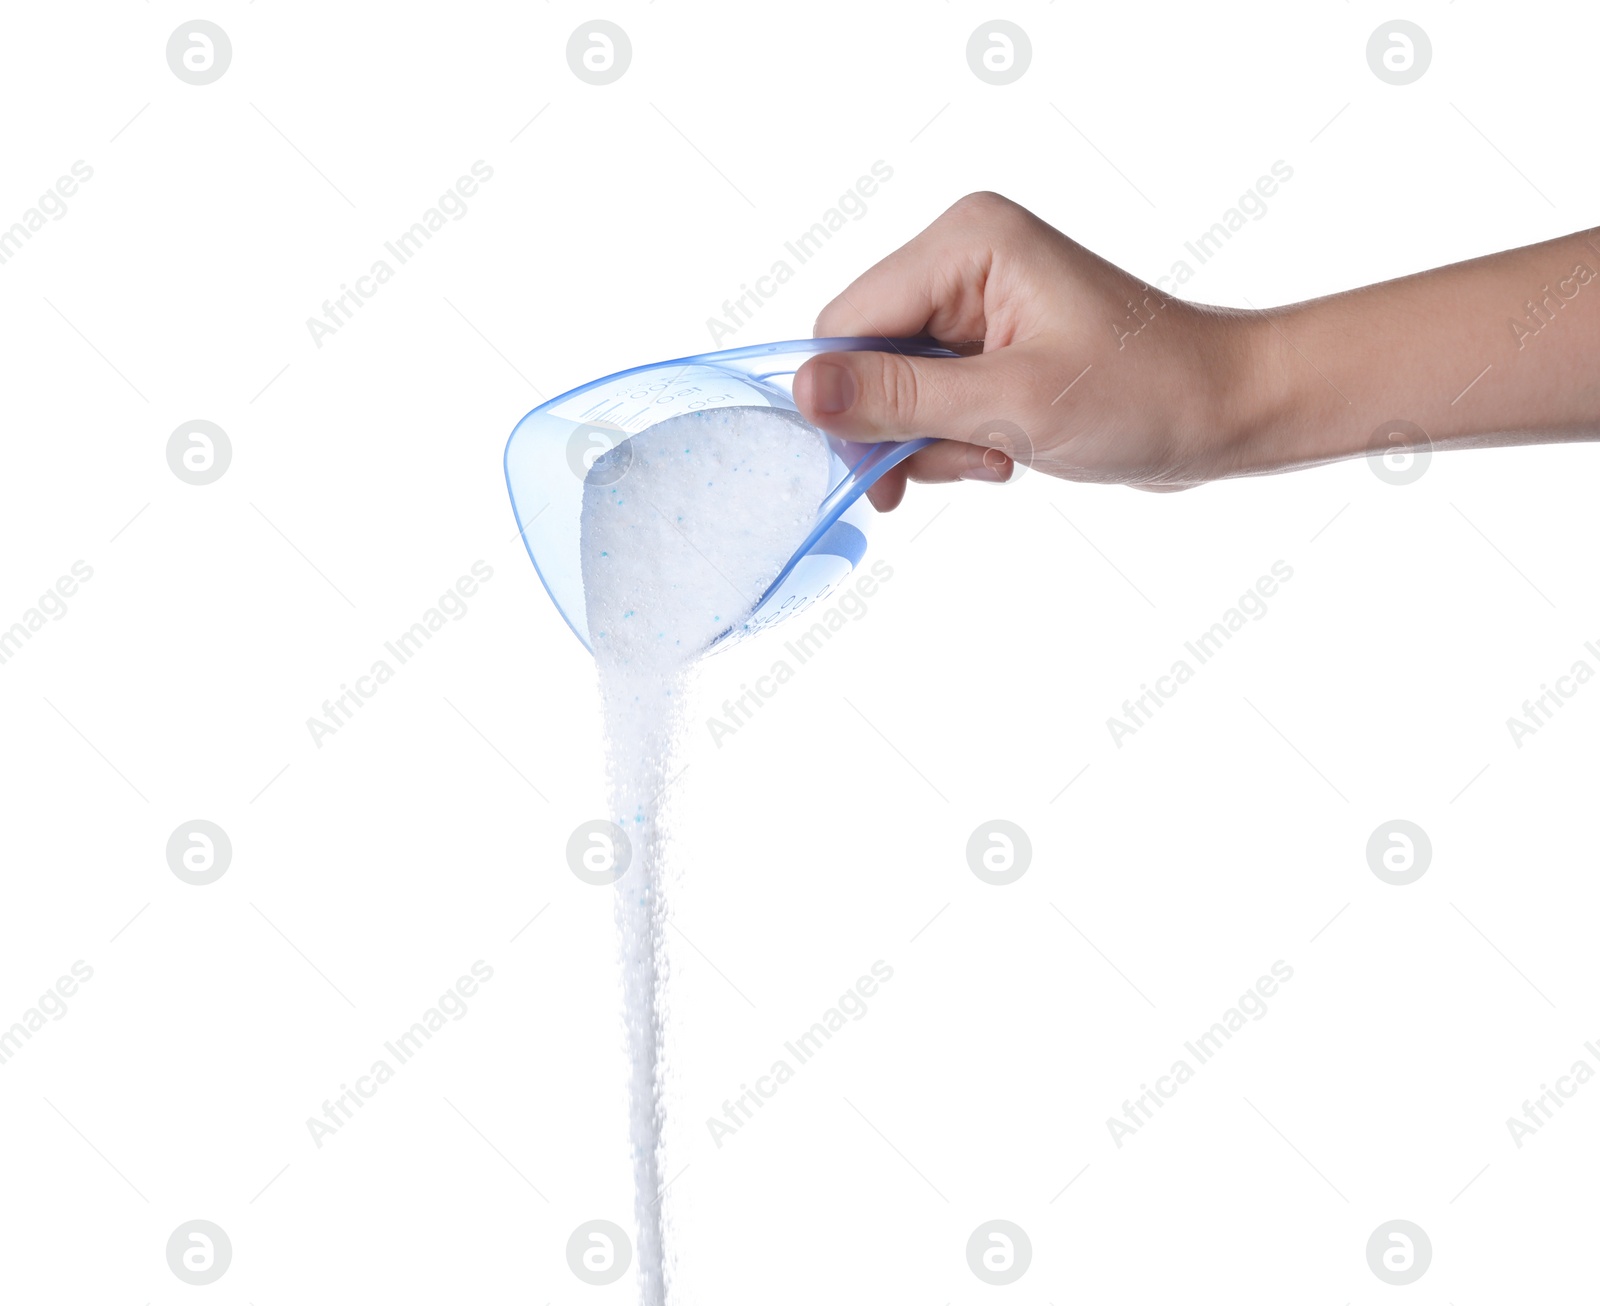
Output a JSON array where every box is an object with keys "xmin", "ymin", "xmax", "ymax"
[
  {"xmin": 792, "ymin": 194, "xmax": 1600, "ymax": 501},
  {"xmin": 1221, "ymin": 227, "xmax": 1600, "ymax": 476}
]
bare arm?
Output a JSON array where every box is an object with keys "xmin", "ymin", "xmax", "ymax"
[
  {"xmin": 789, "ymin": 193, "xmax": 1600, "ymax": 509},
  {"xmin": 1236, "ymin": 228, "xmax": 1600, "ymax": 473}
]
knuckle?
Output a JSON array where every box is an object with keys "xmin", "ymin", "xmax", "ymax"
[
  {"xmin": 948, "ymin": 190, "xmax": 1020, "ymax": 229},
  {"xmin": 950, "ymin": 190, "xmax": 1003, "ymax": 216},
  {"xmin": 875, "ymin": 354, "xmax": 922, "ymax": 429},
  {"xmin": 813, "ymin": 298, "xmax": 850, "ymax": 337}
]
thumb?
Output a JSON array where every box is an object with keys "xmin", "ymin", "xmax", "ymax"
[{"xmin": 793, "ymin": 349, "xmax": 1023, "ymax": 451}]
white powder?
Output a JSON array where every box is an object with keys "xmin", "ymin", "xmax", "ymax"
[{"xmin": 580, "ymin": 405, "xmax": 830, "ymax": 1304}]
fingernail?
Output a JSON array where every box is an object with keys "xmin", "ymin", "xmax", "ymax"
[{"xmin": 808, "ymin": 360, "xmax": 856, "ymax": 415}]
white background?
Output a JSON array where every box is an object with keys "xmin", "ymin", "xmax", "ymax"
[{"xmin": 2, "ymin": 1, "xmax": 1598, "ymax": 1302}]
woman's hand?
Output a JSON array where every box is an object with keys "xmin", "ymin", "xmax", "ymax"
[
  {"xmin": 794, "ymin": 192, "xmax": 1600, "ymax": 510},
  {"xmin": 792, "ymin": 192, "xmax": 1255, "ymax": 509}
]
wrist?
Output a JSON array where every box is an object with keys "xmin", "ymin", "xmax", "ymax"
[
  {"xmin": 1205, "ymin": 307, "xmax": 1310, "ymax": 478},
  {"xmin": 1212, "ymin": 302, "xmax": 1374, "ymax": 478}
]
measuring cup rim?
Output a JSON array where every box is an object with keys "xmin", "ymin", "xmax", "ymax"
[
  {"xmin": 504, "ymin": 337, "xmax": 955, "ymax": 655},
  {"xmin": 503, "ymin": 336, "xmax": 958, "ymax": 433}
]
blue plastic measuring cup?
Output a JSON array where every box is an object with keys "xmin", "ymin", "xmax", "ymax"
[{"xmin": 504, "ymin": 337, "xmax": 949, "ymax": 653}]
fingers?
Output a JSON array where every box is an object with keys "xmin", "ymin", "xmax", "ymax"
[
  {"xmin": 793, "ymin": 346, "xmax": 1027, "ymax": 446},
  {"xmin": 813, "ymin": 192, "xmax": 1029, "ymax": 342},
  {"xmin": 806, "ymin": 193, "xmax": 1054, "ymax": 512},
  {"xmin": 865, "ymin": 467, "xmax": 906, "ymax": 512},
  {"xmin": 863, "ymin": 441, "xmax": 1014, "ymax": 512},
  {"xmin": 902, "ymin": 440, "xmax": 1015, "ymax": 484}
]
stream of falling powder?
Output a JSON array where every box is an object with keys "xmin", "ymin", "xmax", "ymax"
[{"xmin": 579, "ymin": 406, "xmax": 830, "ymax": 1304}]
